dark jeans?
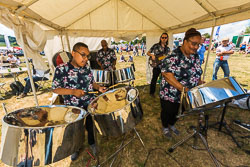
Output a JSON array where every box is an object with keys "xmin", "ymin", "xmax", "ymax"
[
  {"xmin": 160, "ymin": 99, "xmax": 179, "ymax": 128},
  {"xmin": 150, "ymin": 67, "xmax": 161, "ymax": 95},
  {"xmin": 85, "ymin": 114, "xmax": 95, "ymax": 145},
  {"xmin": 23, "ymin": 76, "xmax": 44, "ymax": 94}
]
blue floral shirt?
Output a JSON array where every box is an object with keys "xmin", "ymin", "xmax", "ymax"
[
  {"xmin": 149, "ymin": 43, "xmax": 170, "ymax": 56},
  {"xmin": 96, "ymin": 48, "xmax": 117, "ymax": 71},
  {"xmin": 52, "ymin": 62, "xmax": 95, "ymax": 109},
  {"xmin": 160, "ymin": 46, "xmax": 202, "ymax": 103}
]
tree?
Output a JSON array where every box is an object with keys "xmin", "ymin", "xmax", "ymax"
[
  {"xmin": 202, "ymin": 33, "xmax": 210, "ymax": 38},
  {"xmin": 245, "ymin": 25, "xmax": 250, "ymax": 34}
]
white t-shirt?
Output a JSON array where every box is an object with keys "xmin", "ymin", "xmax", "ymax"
[{"xmin": 216, "ymin": 44, "xmax": 233, "ymax": 60}]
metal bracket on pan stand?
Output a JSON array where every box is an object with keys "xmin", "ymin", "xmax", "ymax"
[
  {"xmin": 209, "ymin": 101, "xmax": 241, "ymax": 148},
  {"xmin": 94, "ymin": 127, "xmax": 145, "ymax": 167},
  {"xmin": 168, "ymin": 110, "xmax": 220, "ymax": 167}
]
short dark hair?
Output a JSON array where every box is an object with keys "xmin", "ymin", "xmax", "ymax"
[
  {"xmin": 72, "ymin": 42, "xmax": 88, "ymax": 51},
  {"xmin": 159, "ymin": 32, "xmax": 169, "ymax": 45},
  {"xmin": 183, "ymin": 28, "xmax": 201, "ymax": 41}
]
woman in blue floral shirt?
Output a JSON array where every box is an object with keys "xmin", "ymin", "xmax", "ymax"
[
  {"xmin": 52, "ymin": 42, "xmax": 106, "ymax": 160},
  {"xmin": 160, "ymin": 28, "xmax": 204, "ymax": 138}
]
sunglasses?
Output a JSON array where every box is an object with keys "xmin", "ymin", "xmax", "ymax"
[
  {"xmin": 161, "ymin": 37, "xmax": 168, "ymax": 39},
  {"xmin": 74, "ymin": 50, "xmax": 90, "ymax": 59}
]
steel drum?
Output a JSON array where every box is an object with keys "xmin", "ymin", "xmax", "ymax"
[
  {"xmin": 114, "ymin": 67, "xmax": 135, "ymax": 83},
  {"xmin": 0, "ymin": 105, "xmax": 87, "ymax": 166},
  {"xmin": 88, "ymin": 87, "xmax": 143, "ymax": 136},
  {"xmin": 185, "ymin": 77, "xmax": 247, "ymax": 111},
  {"xmin": 92, "ymin": 69, "xmax": 111, "ymax": 86}
]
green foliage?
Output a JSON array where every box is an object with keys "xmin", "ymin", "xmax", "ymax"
[
  {"xmin": 245, "ymin": 25, "xmax": 250, "ymax": 34},
  {"xmin": 202, "ymin": 33, "xmax": 211, "ymax": 38}
]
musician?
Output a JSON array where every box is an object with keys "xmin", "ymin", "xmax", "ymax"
[
  {"xmin": 52, "ymin": 42, "xmax": 106, "ymax": 160},
  {"xmin": 96, "ymin": 40, "xmax": 117, "ymax": 71},
  {"xmin": 147, "ymin": 33, "xmax": 170, "ymax": 97},
  {"xmin": 160, "ymin": 28, "xmax": 203, "ymax": 138}
]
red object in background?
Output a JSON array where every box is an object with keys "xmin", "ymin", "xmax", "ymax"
[
  {"xmin": 220, "ymin": 56, "xmax": 223, "ymax": 61},
  {"xmin": 56, "ymin": 55, "xmax": 64, "ymax": 66},
  {"xmin": 13, "ymin": 47, "xmax": 22, "ymax": 50}
]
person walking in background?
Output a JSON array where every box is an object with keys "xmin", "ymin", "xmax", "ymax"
[
  {"xmin": 212, "ymin": 37, "xmax": 234, "ymax": 80},
  {"xmin": 197, "ymin": 36, "xmax": 206, "ymax": 66}
]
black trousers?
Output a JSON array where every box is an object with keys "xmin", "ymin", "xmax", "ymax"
[
  {"xmin": 160, "ymin": 99, "xmax": 180, "ymax": 128},
  {"xmin": 150, "ymin": 67, "xmax": 161, "ymax": 95},
  {"xmin": 85, "ymin": 109, "xmax": 95, "ymax": 145}
]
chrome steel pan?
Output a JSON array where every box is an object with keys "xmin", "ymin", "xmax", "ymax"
[
  {"xmin": 88, "ymin": 87, "xmax": 143, "ymax": 137},
  {"xmin": 185, "ymin": 77, "xmax": 247, "ymax": 111},
  {"xmin": 0, "ymin": 105, "xmax": 87, "ymax": 166}
]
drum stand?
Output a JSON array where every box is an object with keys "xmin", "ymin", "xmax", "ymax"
[
  {"xmin": 168, "ymin": 111, "xmax": 220, "ymax": 167},
  {"xmin": 209, "ymin": 101, "xmax": 241, "ymax": 148},
  {"xmin": 94, "ymin": 127, "xmax": 145, "ymax": 167}
]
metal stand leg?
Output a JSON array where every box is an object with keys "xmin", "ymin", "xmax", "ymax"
[
  {"xmin": 168, "ymin": 111, "xmax": 220, "ymax": 167},
  {"xmin": 97, "ymin": 128, "xmax": 145, "ymax": 167},
  {"xmin": 210, "ymin": 102, "xmax": 241, "ymax": 148}
]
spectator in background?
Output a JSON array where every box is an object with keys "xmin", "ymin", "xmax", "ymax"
[
  {"xmin": 116, "ymin": 46, "xmax": 119, "ymax": 53},
  {"xmin": 239, "ymin": 42, "xmax": 247, "ymax": 54},
  {"xmin": 17, "ymin": 67, "xmax": 50, "ymax": 98},
  {"xmin": 212, "ymin": 37, "xmax": 234, "ymax": 80},
  {"xmin": 7, "ymin": 53, "xmax": 20, "ymax": 67},
  {"xmin": 197, "ymin": 36, "xmax": 206, "ymax": 66},
  {"xmin": 118, "ymin": 54, "xmax": 126, "ymax": 62},
  {"xmin": 128, "ymin": 55, "xmax": 133, "ymax": 62}
]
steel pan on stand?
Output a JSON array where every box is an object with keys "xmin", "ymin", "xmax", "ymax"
[
  {"xmin": 168, "ymin": 77, "xmax": 248, "ymax": 167},
  {"xmin": 0, "ymin": 105, "xmax": 88, "ymax": 166},
  {"xmin": 87, "ymin": 86, "xmax": 145, "ymax": 166}
]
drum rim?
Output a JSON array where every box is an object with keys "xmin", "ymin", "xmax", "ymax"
[
  {"xmin": 87, "ymin": 87, "xmax": 139, "ymax": 115},
  {"xmin": 2, "ymin": 105, "xmax": 88, "ymax": 129}
]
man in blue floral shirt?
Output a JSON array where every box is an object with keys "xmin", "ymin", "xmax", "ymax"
[
  {"xmin": 52, "ymin": 42, "xmax": 106, "ymax": 160},
  {"xmin": 160, "ymin": 28, "xmax": 204, "ymax": 138},
  {"xmin": 96, "ymin": 40, "xmax": 117, "ymax": 71}
]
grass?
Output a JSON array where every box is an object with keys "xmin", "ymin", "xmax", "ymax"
[{"xmin": 0, "ymin": 51, "xmax": 249, "ymax": 167}]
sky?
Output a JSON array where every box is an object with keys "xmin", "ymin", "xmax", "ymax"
[
  {"xmin": 0, "ymin": 19, "xmax": 250, "ymax": 41},
  {"xmin": 174, "ymin": 19, "xmax": 250, "ymax": 40}
]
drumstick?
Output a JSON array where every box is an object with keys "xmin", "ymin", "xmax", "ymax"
[
  {"xmin": 108, "ymin": 83, "xmax": 120, "ymax": 89},
  {"xmin": 87, "ymin": 91, "xmax": 99, "ymax": 94}
]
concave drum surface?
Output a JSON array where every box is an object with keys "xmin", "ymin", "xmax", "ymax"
[
  {"xmin": 0, "ymin": 105, "xmax": 87, "ymax": 166},
  {"xmin": 88, "ymin": 87, "xmax": 143, "ymax": 137},
  {"xmin": 184, "ymin": 77, "xmax": 247, "ymax": 111}
]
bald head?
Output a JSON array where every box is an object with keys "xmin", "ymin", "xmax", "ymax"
[{"xmin": 101, "ymin": 40, "xmax": 108, "ymax": 51}]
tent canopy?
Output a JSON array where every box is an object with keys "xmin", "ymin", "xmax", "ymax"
[{"xmin": 1, "ymin": 0, "xmax": 250, "ymax": 38}]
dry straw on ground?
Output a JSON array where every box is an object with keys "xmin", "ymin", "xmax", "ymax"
[{"xmin": 0, "ymin": 51, "xmax": 249, "ymax": 167}]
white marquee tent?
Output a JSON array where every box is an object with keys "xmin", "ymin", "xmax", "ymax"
[{"xmin": 0, "ymin": 0, "xmax": 250, "ymax": 105}]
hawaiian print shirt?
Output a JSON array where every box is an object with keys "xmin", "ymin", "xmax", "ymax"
[
  {"xmin": 149, "ymin": 43, "xmax": 170, "ymax": 68},
  {"xmin": 96, "ymin": 48, "xmax": 117, "ymax": 71},
  {"xmin": 52, "ymin": 62, "xmax": 95, "ymax": 109},
  {"xmin": 160, "ymin": 46, "xmax": 202, "ymax": 103},
  {"xmin": 149, "ymin": 43, "xmax": 170, "ymax": 56}
]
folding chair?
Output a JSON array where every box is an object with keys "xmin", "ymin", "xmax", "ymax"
[
  {"xmin": 37, "ymin": 69, "xmax": 51, "ymax": 90},
  {"xmin": 0, "ymin": 83, "xmax": 7, "ymax": 99}
]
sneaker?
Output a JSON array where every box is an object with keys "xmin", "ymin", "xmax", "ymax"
[
  {"xmin": 90, "ymin": 144, "xmax": 97, "ymax": 156},
  {"xmin": 170, "ymin": 126, "xmax": 180, "ymax": 136},
  {"xmin": 71, "ymin": 151, "xmax": 79, "ymax": 161},
  {"xmin": 163, "ymin": 128, "xmax": 171, "ymax": 138},
  {"xmin": 17, "ymin": 93, "xmax": 27, "ymax": 99}
]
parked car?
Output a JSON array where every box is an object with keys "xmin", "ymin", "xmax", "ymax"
[{"xmin": 13, "ymin": 50, "xmax": 24, "ymax": 57}]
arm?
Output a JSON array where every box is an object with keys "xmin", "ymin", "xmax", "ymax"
[
  {"xmin": 93, "ymin": 82, "xmax": 106, "ymax": 93},
  {"xmin": 52, "ymin": 88, "xmax": 85, "ymax": 98},
  {"xmin": 162, "ymin": 72, "xmax": 189, "ymax": 92},
  {"xmin": 97, "ymin": 60, "xmax": 104, "ymax": 70}
]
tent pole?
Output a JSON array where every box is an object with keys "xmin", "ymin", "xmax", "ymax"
[
  {"xmin": 60, "ymin": 33, "xmax": 65, "ymax": 51},
  {"xmin": 18, "ymin": 28, "xmax": 39, "ymax": 106},
  {"xmin": 65, "ymin": 33, "xmax": 71, "ymax": 52},
  {"xmin": 202, "ymin": 19, "xmax": 216, "ymax": 81}
]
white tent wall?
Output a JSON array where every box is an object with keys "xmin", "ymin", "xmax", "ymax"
[{"xmin": 44, "ymin": 32, "xmax": 112, "ymax": 73}]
